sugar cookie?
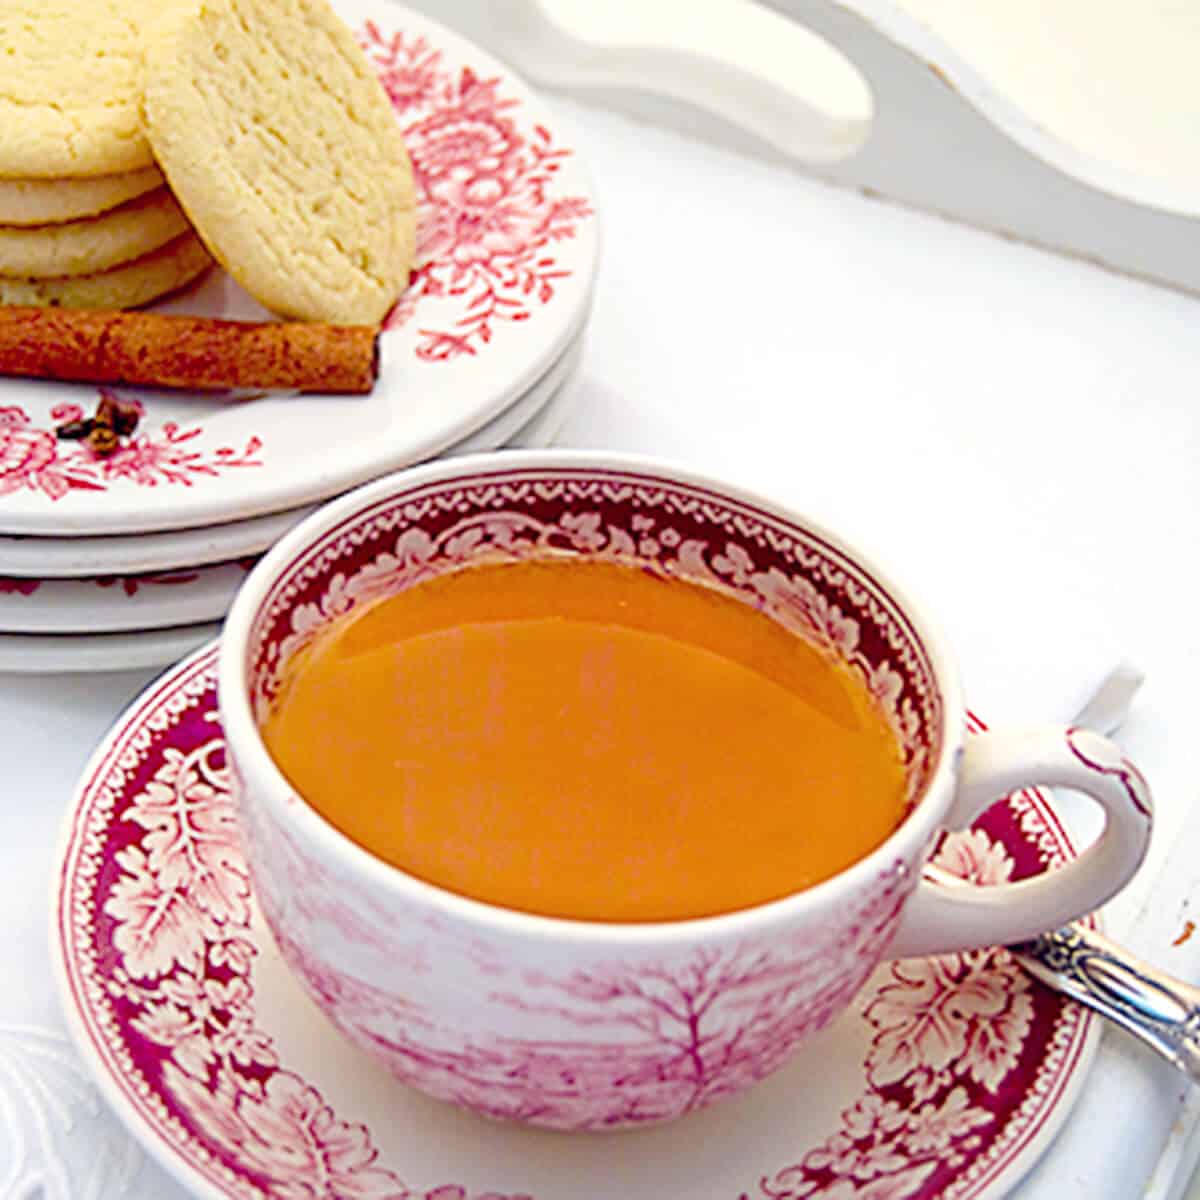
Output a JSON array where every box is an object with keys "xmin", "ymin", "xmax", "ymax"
[
  {"xmin": 0, "ymin": 189, "xmax": 190, "ymax": 279},
  {"xmin": 0, "ymin": 167, "xmax": 165, "ymax": 227},
  {"xmin": 144, "ymin": 0, "xmax": 416, "ymax": 323},
  {"xmin": 0, "ymin": 233, "xmax": 214, "ymax": 309},
  {"xmin": 0, "ymin": 2, "xmax": 175, "ymax": 177}
]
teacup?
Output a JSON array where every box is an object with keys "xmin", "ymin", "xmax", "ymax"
[{"xmin": 219, "ymin": 450, "xmax": 1152, "ymax": 1131}]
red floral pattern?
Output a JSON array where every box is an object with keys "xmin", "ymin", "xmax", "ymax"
[
  {"xmin": 0, "ymin": 395, "xmax": 262, "ymax": 504},
  {"xmin": 92, "ymin": 703, "xmax": 518, "ymax": 1199},
  {"xmin": 359, "ymin": 24, "xmax": 592, "ymax": 361},
  {"xmin": 93, "ymin": 570, "xmax": 201, "ymax": 596}
]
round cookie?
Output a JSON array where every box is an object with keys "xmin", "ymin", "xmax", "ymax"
[
  {"xmin": 0, "ymin": 189, "xmax": 190, "ymax": 279},
  {"xmin": 0, "ymin": 233, "xmax": 214, "ymax": 309},
  {"xmin": 0, "ymin": 167, "xmax": 166, "ymax": 227},
  {"xmin": 0, "ymin": 2, "xmax": 174, "ymax": 178},
  {"xmin": 143, "ymin": 0, "xmax": 416, "ymax": 324}
]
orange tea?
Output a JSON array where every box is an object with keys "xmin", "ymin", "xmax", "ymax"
[{"xmin": 260, "ymin": 558, "xmax": 908, "ymax": 922}]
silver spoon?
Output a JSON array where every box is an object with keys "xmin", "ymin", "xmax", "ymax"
[
  {"xmin": 1010, "ymin": 922, "xmax": 1200, "ymax": 1081},
  {"xmin": 927, "ymin": 662, "xmax": 1200, "ymax": 1082}
]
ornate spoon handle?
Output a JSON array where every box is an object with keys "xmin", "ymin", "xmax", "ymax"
[{"xmin": 1012, "ymin": 924, "xmax": 1200, "ymax": 1082}]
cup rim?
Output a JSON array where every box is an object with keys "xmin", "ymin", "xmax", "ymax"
[{"xmin": 218, "ymin": 448, "xmax": 966, "ymax": 946}]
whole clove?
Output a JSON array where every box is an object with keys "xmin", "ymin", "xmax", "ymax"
[
  {"xmin": 86, "ymin": 424, "xmax": 120, "ymax": 456},
  {"xmin": 95, "ymin": 391, "xmax": 141, "ymax": 436},
  {"xmin": 54, "ymin": 389, "xmax": 142, "ymax": 457},
  {"xmin": 54, "ymin": 418, "xmax": 94, "ymax": 440}
]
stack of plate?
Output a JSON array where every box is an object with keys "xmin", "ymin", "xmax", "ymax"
[{"xmin": 0, "ymin": 0, "xmax": 598, "ymax": 674}]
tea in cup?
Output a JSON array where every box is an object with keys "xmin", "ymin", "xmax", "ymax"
[
  {"xmin": 219, "ymin": 451, "xmax": 1152, "ymax": 1130},
  {"xmin": 259, "ymin": 554, "xmax": 914, "ymax": 922}
]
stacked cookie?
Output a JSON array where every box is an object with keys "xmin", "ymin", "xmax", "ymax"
[
  {"xmin": 0, "ymin": 0, "xmax": 415, "ymax": 322},
  {"xmin": 0, "ymin": 3, "xmax": 214, "ymax": 310}
]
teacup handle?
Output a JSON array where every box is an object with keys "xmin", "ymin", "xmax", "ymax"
[{"xmin": 887, "ymin": 727, "xmax": 1153, "ymax": 959}]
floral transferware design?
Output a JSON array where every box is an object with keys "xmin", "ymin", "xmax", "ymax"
[
  {"xmin": 0, "ymin": 400, "xmax": 262, "ymax": 504},
  {"xmin": 249, "ymin": 469, "xmax": 941, "ymax": 798},
  {"xmin": 0, "ymin": 570, "xmax": 201, "ymax": 597},
  {"xmin": 232, "ymin": 468, "xmax": 951, "ymax": 1130},
  {"xmin": 64, "ymin": 662, "xmax": 522, "ymax": 1199},
  {"xmin": 56, "ymin": 648, "xmax": 1093, "ymax": 1199},
  {"xmin": 360, "ymin": 24, "xmax": 593, "ymax": 361},
  {"xmin": 236, "ymin": 464, "xmax": 948, "ymax": 1130},
  {"xmin": 0, "ymin": 576, "xmax": 39, "ymax": 595}
]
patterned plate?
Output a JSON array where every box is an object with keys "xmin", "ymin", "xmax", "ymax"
[
  {"xmin": 0, "ymin": 366, "xmax": 581, "ymax": 639},
  {"xmin": 0, "ymin": 330, "xmax": 584, "ymax": 582},
  {"xmin": 52, "ymin": 645, "xmax": 1099, "ymax": 1200},
  {"xmin": 0, "ymin": 0, "xmax": 597, "ymax": 538}
]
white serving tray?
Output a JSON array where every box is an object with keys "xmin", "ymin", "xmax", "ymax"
[{"xmin": 403, "ymin": 0, "xmax": 1200, "ymax": 295}]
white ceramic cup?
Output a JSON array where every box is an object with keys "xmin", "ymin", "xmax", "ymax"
[{"xmin": 219, "ymin": 450, "xmax": 1153, "ymax": 1131}]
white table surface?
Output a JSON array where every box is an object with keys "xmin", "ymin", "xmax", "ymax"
[{"xmin": 4, "ymin": 94, "xmax": 1200, "ymax": 1198}]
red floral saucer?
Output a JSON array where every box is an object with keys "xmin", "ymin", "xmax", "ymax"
[
  {"xmin": 2, "ymin": 0, "xmax": 597, "ymax": 538},
  {"xmin": 52, "ymin": 645, "xmax": 1098, "ymax": 1200}
]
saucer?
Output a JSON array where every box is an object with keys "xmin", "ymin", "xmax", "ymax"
[
  {"xmin": 0, "ymin": 330, "xmax": 584, "ymax": 581},
  {"xmin": 0, "ymin": 505, "xmax": 314, "ymax": 581},
  {"xmin": 0, "ymin": 370, "xmax": 579, "ymax": 659},
  {"xmin": 0, "ymin": 338, "xmax": 582, "ymax": 639},
  {"xmin": 52, "ymin": 644, "xmax": 1097, "ymax": 1198}
]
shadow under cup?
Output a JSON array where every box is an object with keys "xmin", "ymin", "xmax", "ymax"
[{"xmin": 220, "ymin": 455, "xmax": 961, "ymax": 1131}]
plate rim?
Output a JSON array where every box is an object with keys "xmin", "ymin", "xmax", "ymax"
[
  {"xmin": 0, "ymin": 622, "xmax": 221, "ymax": 674},
  {"xmin": 0, "ymin": 561, "xmax": 252, "ymax": 635}
]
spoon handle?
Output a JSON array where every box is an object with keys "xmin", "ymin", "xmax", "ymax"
[{"xmin": 1013, "ymin": 924, "xmax": 1200, "ymax": 1082}]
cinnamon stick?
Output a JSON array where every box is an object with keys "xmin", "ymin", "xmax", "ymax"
[{"xmin": 0, "ymin": 307, "xmax": 380, "ymax": 394}]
